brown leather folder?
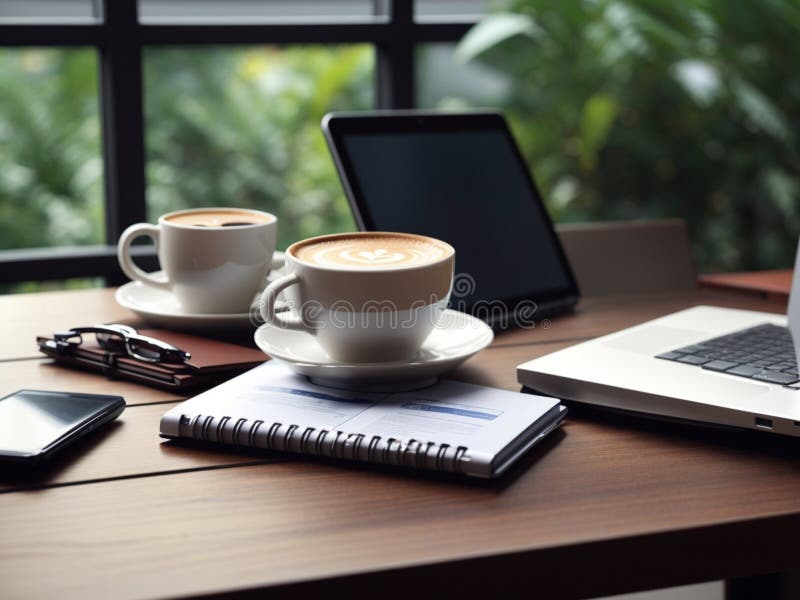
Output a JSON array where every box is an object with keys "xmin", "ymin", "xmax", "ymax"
[{"xmin": 37, "ymin": 329, "xmax": 268, "ymax": 390}]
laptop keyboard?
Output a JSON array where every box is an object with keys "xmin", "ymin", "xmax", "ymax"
[{"xmin": 656, "ymin": 323, "xmax": 799, "ymax": 386}]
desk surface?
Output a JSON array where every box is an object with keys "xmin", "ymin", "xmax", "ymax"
[
  {"xmin": 1, "ymin": 287, "xmax": 798, "ymax": 600},
  {"xmin": 699, "ymin": 269, "xmax": 793, "ymax": 301}
]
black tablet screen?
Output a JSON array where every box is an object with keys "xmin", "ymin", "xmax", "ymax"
[{"xmin": 340, "ymin": 129, "xmax": 572, "ymax": 310}]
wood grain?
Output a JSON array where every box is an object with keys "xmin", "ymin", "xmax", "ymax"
[
  {"xmin": 2, "ymin": 287, "xmax": 799, "ymax": 599},
  {"xmin": 0, "ymin": 287, "xmax": 262, "ymax": 362},
  {"xmin": 0, "ymin": 288, "xmax": 138, "ymax": 360},
  {"xmin": 0, "ymin": 401, "xmax": 282, "ymax": 493},
  {"xmin": 3, "ymin": 415, "xmax": 800, "ymax": 600},
  {"xmin": 1, "ymin": 287, "xmax": 785, "ymax": 362},
  {"xmin": 699, "ymin": 269, "xmax": 793, "ymax": 301},
  {"xmin": 491, "ymin": 288, "xmax": 786, "ymax": 347},
  {"xmin": 450, "ymin": 340, "xmax": 572, "ymax": 391}
]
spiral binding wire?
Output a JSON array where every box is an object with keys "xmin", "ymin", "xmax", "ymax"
[{"xmin": 179, "ymin": 414, "xmax": 468, "ymax": 473}]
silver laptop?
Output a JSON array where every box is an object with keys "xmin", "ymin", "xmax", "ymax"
[{"xmin": 517, "ymin": 243, "xmax": 800, "ymax": 436}]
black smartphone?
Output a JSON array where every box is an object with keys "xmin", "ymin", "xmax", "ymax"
[{"xmin": 0, "ymin": 389, "xmax": 125, "ymax": 466}]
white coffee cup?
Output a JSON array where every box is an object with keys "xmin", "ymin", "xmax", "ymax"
[
  {"xmin": 118, "ymin": 207, "xmax": 278, "ymax": 314},
  {"xmin": 259, "ymin": 231, "xmax": 454, "ymax": 363}
]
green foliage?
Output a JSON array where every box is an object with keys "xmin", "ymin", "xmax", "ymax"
[
  {"xmin": 458, "ymin": 0, "xmax": 800, "ymax": 271},
  {"xmin": 0, "ymin": 48, "xmax": 103, "ymax": 250},
  {"xmin": 3, "ymin": 7, "xmax": 799, "ymax": 282},
  {"xmin": 1, "ymin": 277, "xmax": 103, "ymax": 295},
  {"xmin": 456, "ymin": 12, "xmax": 542, "ymax": 61},
  {"xmin": 0, "ymin": 45, "xmax": 371, "ymax": 259},
  {"xmin": 144, "ymin": 45, "xmax": 371, "ymax": 250}
]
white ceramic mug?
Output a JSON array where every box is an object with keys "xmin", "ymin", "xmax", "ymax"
[
  {"xmin": 259, "ymin": 231, "xmax": 454, "ymax": 363},
  {"xmin": 118, "ymin": 207, "xmax": 278, "ymax": 314}
]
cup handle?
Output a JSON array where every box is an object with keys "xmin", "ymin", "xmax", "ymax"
[
  {"xmin": 117, "ymin": 223, "xmax": 170, "ymax": 291},
  {"xmin": 260, "ymin": 272, "xmax": 313, "ymax": 333},
  {"xmin": 271, "ymin": 251, "xmax": 286, "ymax": 271}
]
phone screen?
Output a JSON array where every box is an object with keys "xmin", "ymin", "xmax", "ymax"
[{"xmin": 0, "ymin": 390, "xmax": 124, "ymax": 458}]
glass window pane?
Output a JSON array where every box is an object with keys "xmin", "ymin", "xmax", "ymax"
[
  {"xmin": 0, "ymin": 1, "xmax": 101, "ymax": 23},
  {"xmin": 144, "ymin": 45, "xmax": 373, "ymax": 249},
  {"xmin": 0, "ymin": 48, "xmax": 104, "ymax": 250},
  {"xmin": 414, "ymin": 0, "xmax": 487, "ymax": 22},
  {"xmin": 139, "ymin": 1, "xmax": 384, "ymax": 24},
  {"xmin": 417, "ymin": 43, "xmax": 509, "ymax": 110}
]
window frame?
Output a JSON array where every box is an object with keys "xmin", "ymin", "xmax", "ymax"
[{"xmin": 0, "ymin": 0, "xmax": 474, "ymax": 284}]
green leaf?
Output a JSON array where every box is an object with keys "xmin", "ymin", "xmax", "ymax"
[
  {"xmin": 671, "ymin": 59, "xmax": 721, "ymax": 107},
  {"xmin": 455, "ymin": 13, "xmax": 541, "ymax": 63},
  {"xmin": 731, "ymin": 78, "xmax": 791, "ymax": 144},
  {"xmin": 762, "ymin": 168, "xmax": 800, "ymax": 218},
  {"xmin": 579, "ymin": 93, "xmax": 619, "ymax": 170}
]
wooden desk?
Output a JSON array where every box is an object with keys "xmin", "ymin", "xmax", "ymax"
[
  {"xmin": 1, "ymin": 288, "xmax": 797, "ymax": 599},
  {"xmin": 699, "ymin": 269, "xmax": 793, "ymax": 301}
]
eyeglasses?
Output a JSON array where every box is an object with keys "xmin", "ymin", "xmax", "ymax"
[{"xmin": 53, "ymin": 324, "xmax": 191, "ymax": 364}]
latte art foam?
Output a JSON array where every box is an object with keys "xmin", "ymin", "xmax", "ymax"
[{"xmin": 294, "ymin": 235, "xmax": 447, "ymax": 269}]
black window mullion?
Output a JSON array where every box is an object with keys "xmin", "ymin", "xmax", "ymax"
[
  {"xmin": 376, "ymin": 0, "xmax": 415, "ymax": 109},
  {"xmin": 0, "ymin": 247, "xmax": 158, "ymax": 285},
  {"xmin": 0, "ymin": 25, "xmax": 105, "ymax": 46},
  {"xmin": 100, "ymin": 0, "xmax": 147, "ymax": 277}
]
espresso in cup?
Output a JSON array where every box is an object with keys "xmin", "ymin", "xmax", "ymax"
[
  {"xmin": 260, "ymin": 231, "xmax": 454, "ymax": 363},
  {"xmin": 165, "ymin": 209, "xmax": 273, "ymax": 228},
  {"xmin": 118, "ymin": 207, "xmax": 278, "ymax": 314}
]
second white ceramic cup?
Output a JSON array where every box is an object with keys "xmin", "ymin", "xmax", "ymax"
[{"xmin": 118, "ymin": 207, "xmax": 278, "ymax": 314}]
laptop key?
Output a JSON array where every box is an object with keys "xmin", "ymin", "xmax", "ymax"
[
  {"xmin": 657, "ymin": 323, "xmax": 799, "ymax": 383},
  {"xmin": 655, "ymin": 351, "xmax": 684, "ymax": 361},
  {"xmin": 675, "ymin": 345, "xmax": 708, "ymax": 354},
  {"xmin": 772, "ymin": 362, "xmax": 796, "ymax": 370},
  {"xmin": 725, "ymin": 365, "xmax": 763, "ymax": 377},
  {"xmin": 736, "ymin": 355, "xmax": 763, "ymax": 364},
  {"xmin": 676, "ymin": 354, "xmax": 710, "ymax": 365},
  {"xmin": 752, "ymin": 371, "xmax": 799, "ymax": 385},
  {"xmin": 702, "ymin": 360, "xmax": 741, "ymax": 372},
  {"xmin": 750, "ymin": 360, "xmax": 774, "ymax": 367}
]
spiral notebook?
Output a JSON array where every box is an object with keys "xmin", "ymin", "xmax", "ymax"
[{"xmin": 160, "ymin": 362, "xmax": 566, "ymax": 478}]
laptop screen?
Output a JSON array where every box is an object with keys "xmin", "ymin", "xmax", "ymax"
[{"xmin": 324, "ymin": 112, "xmax": 578, "ymax": 318}]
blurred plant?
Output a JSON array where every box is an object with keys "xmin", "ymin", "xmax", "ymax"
[
  {"xmin": 4, "ymin": 9, "xmax": 800, "ymax": 277},
  {"xmin": 457, "ymin": 0, "xmax": 800, "ymax": 271},
  {"xmin": 0, "ymin": 45, "xmax": 370, "ymax": 292},
  {"xmin": 0, "ymin": 45, "xmax": 371, "ymax": 257},
  {"xmin": 0, "ymin": 48, "xmax": 103, "ymax": 250},
  {"xmin": 144, "ymin": 45, "xmax": 372, "ymax": 250}
]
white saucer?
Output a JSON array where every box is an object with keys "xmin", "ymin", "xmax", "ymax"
[
  {"xmin": 116, "ymin": 252, "xmax": 287, "ymax": 331},
  {"xmin": 254, "ymin": 309, "xmax": 494, "ymax": 391}
]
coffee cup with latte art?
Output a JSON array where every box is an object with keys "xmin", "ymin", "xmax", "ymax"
[
  {"xmin": 117, "ymin": 207, "xmax": 278, "ymax": 314},
  {"xmin": 259, "ymin": 231, "xmax": 455, "ymax": 363}
]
